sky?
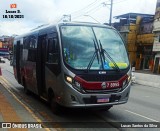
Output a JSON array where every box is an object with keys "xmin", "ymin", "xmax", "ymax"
[{"xmin": 0, "ymin": 0, "xmax": 157, "ymax": 36}]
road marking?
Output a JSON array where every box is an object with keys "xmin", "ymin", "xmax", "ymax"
[
  {"xmin": 0, "ymin": 76, "xmax": 52, "ymax": 131},
  {"xmin": 125, "ymin": 110, "xmax": 159, "ymax": 122}
]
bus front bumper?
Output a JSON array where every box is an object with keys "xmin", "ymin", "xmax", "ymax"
[{"xmin": 57, "ymin": 81, "xmax": 131, "ymax": 108}]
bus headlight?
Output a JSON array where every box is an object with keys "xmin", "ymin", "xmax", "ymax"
[
  {"xmin": 65, "ymin": 75, "xmax": 73, "ymax": 84},
  {"xmin": 64, "ymin": 74, "xmax": 83, "ymax": 92},
  {"xmin": 122, "ymin": 74, "xmax": 131, "ymax": 90},
  {"xmin": 66, "ymin": 76, "xmax": 73, "ymax": 83}
]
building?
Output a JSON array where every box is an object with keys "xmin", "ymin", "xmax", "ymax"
[
  {"xmin": 0, "ymin": 36, "xmax": 14, "ymax": 51},
  {"xmin": 113, "ymin": 13, "xmax": 154, "ymax": 71},
  {"xmin": 136, "ymin": 16, "xmax": 154, "ymax": 71},
  {"xmin": 153, "ymin": 0, "xmax": 160, "ymax": 74}
]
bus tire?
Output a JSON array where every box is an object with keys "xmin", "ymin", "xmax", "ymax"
[
  {"xmin": 22, "ymin": 77, "xmax": 30, "ymax": 95},
  {"xmin": 49, "ymin": 91, "xmax": 61, "ymax": 114}
]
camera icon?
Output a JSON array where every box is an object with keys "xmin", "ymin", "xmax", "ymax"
[{"xmin": 2, "ymin": 123, "xmax": 11, "ymax": 128}]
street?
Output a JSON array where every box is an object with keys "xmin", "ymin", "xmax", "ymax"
[{"xmin": 0, "ymin": 59, "xmax": 160, "ymax": 131}]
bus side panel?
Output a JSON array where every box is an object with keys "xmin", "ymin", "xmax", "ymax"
[
  {"xmin": 13, "ymin": 41, "xmax": 18, "ymax": 81},
  {"xmin": 22, "ymin": 35, "xmax": 38, "ymax": 94},
  {"xmin": 36, "ymin": 29, "xmax": 62, "ymax": 99},
  {"xmin": 13, "ymin": 40, "xmax": 22, "ymax": 83},
  {"xmin": 45, "ymin": 32, "xmax": 62, "ymax": 99}
]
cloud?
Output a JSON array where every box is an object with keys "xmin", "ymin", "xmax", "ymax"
[
  {"xmin": 0, "ymin": 21, "xmax": 32, "ymax": 36},
  {"xmin": 0, "ymin": 0, "xmax": 158, "ymax": 36}
]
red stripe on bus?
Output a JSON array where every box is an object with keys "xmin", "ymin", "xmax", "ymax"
[{"xmin": 74, "ymin": 75, "xmax": 128, "ymax": 90}]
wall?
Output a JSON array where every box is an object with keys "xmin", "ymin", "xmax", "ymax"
[{"xmin": 127, "ymin": 24, "xmax": 137, "ymax": 64}]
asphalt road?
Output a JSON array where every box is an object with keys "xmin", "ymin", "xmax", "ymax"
[{"xmin": 0, "ymin": 59, "xmax": 160, "ymax": 131}]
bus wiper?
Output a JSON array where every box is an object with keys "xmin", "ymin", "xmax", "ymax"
[
  {"xmin": 94, "ymin": 39, "xmax": 100, "ymax": 64},
  {"xmin": 86, "ymin": 39, "xmax": 100, "ymax": 72},
  {"xmin": 99, "ymin": 40, "xmax": 120, "ymax": 72}
]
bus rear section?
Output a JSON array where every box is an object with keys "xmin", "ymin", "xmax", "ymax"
[{"xmin": 13, "ymin": 22, "xmax": 131, "ymax": 113}]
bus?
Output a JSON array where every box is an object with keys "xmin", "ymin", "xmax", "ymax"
[{"xmin": 13, "ymin": 22, "xmax": 131, "ymax": 113}]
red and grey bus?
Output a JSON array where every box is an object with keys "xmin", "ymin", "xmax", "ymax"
[{"xmin": 13, "ymin": 22, "xmax": 131, "ymax": 113}]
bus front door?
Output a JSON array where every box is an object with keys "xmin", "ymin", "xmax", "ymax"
[{"xmin": 37, "ymin": 33, "xmax": 60, "ymax": 100}]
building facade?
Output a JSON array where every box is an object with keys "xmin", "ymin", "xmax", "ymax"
[
  {"xmin": 0, "ymin": 36, "xmax": 14, "ymax": 51},
  {"xmin": 153, "ymin": 0, "xmax": 160, "ymax": 74},
  {"xmin": 114, "ymin": 13, "xmax": 154, "ymax": 71},
  {"xmin": 136, "ymin": 16, "xmax": 154, "ymax": 71}
]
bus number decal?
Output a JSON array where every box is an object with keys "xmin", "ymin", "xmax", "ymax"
[{"xmin": 110, "ymin": 82, "xmax": 119, "ymax": 88}]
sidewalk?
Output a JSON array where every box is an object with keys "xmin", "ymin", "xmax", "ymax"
[
  {"xmin": 0, "ymin": 77, "xmax": 46, "ymax": 131},
  {"xmin": 134, "ymin": 70, "xmax": 160, "ymax": 88}
]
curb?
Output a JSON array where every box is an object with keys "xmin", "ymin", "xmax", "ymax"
[
  {"xmin": 133, "ymin": 72, "xmax": 160, "ymax": 89},
  {"xmin": 0, "ymin": 76, "xmax": 51, "ymax": 131}
]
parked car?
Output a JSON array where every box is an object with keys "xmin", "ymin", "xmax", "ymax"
[
  {"xmin": 0, "ymin": 57, "xmax": 5, "ymax": 63},
  {"xmin": 0, "ymin": 51, "xmax": 10, "ymax": 59}
]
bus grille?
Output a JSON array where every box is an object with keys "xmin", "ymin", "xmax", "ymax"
[
  {"xmin": 79, "ymin": 74, "xmax": 123, "ymax": 82},
  {"xmin": 84, "ymin": 88, "xmax": 121, "ymax": 94}
]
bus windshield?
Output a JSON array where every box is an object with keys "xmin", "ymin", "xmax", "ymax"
[{"xmin": 61, "ymin": 25, "xmax": 129, "ymax": 70}]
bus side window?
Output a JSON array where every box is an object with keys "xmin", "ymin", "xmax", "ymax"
[
  {"xmin": 26, "ymin": 36, "xmax": 37, "ymax": 62},
  {"xmin": 47, "ymin": 38, "xmax": 58, "ymax": 63}
]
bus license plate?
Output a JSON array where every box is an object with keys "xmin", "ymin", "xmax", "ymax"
[{"xmin": 97, "ymin": 98, "xmax": 109, "ymax": 103}]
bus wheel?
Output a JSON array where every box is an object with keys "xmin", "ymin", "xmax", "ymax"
[
  {"xmin": 22, "ymin": 78, "xmax": 30, "ymax": 95},
  {"xmin": 49, "ymin": 93, "xmax": 61, "ymax": 114}
]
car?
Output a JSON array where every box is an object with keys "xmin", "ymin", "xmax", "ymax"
[
  {"xmin": 0, "ymin": 57, "xmax": 5, "ymax": 63},
  {"xmin": 0, "ymin": 51, "xmax": 10, "ymax": 59}
]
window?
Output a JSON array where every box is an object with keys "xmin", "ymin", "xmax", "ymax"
[
  {"xmin": 61, "ymin": 25, "xmax": 129, "ymax": 70},
  {"xmin": 23, "ymin": 36, "xmax": 37, "ymax": 62},
  {"xmin": 47, "ymin": 38, "xmax": 58, "ymax": 63}
]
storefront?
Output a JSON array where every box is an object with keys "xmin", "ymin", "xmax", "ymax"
[
  {"xmin": 136, "ymin": 44, "xmax": 154, "ymax": 70},
  {"xmin": 152, "ymin": 0, "xmax": 160, "ymax": 74},
  {"xmin": 153, "ymin": 54, "xmax": 160, "ymax": 73},
  {"xmin": 152, "ymin": 35, "xmax": 160, "ymax": 74}
]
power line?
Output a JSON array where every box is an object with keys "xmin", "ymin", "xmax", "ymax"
[
  {"xmin": 102, "ymin": 0, "xmax": 128, "ymax": 6},
  {"xmin": 70, "ymin": 0, "xmax": 111, "ymax": 16},
  {"xmin": 101, "ymin": 0, "xmax": 128, "ymax": 25},
  {"xmin": 72, "ymin": 6, "xmax": 101, "ymax": 20},
  {"xmin": 86, "ymin": 5, "xmax": 103, "ymax": 15},
  {"xmin": 72, "ymin": 3, "xmax": 103, "ymax": 20},
  {"xmin": 85, "ymin": 4, "xmax": 102, "ymax": 14},
  {"xmin": 61, "ymin": 0, "xmax": 112, "ymax": 22},
  {"xmin": 70, "ymin": 0, "xmax": 99, "ymax": 15},
  {"xmin": 113, "ymin": 0, "xmax": 129, "ymax": 4}
]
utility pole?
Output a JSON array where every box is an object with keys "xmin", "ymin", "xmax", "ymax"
[{"xmin": 109, "ymin": 0, "xmax": 113, "ymax": 26}]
